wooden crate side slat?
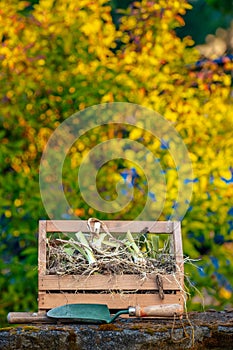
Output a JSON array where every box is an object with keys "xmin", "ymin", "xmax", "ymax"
[
  {"xmin": 38, "ymin": 292, "xmax": 182, "ymax": 310},
  {"xmin": 38, "ymin": 221, "xmax": 47, "ymax": 276},
  {"xmin": 172, "ymin": 221, "xmax": 184, "ymax": 286},
  {"xmin": 173, "ymin": 222, "xmax": 184, "ymax": 293},
  {"xmin": 173, "ymin": 222, "xmax": 183, "ymax": 261},
  {"xmin": 45, "ymin": 220, "xmax": 174, "ymax": 233},
  {"xmin": 39, "ymin": 274, "xmax": 181, "ymax": 291}
]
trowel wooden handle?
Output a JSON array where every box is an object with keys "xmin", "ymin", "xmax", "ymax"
[
  {"xmin": 7, "ymin": 312, "xmax": 52, "ymax": 324},
  {"xmin": 134, "ymin": 304, "xmax": 183, "ymax": 317}
]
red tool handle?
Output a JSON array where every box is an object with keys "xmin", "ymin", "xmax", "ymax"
[{"xmin": 134, "ymin": 304, "xmax": 183, "ymax": 317}]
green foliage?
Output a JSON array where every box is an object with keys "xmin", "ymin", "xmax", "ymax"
[
  {"xmin": 177, "ymin": 0, "xmax": 233, "ymax": 45},
  {"xmin": 205, "ymin": 0, "xmax": 233, "ymax": 14},
  {"xmin": 0, "ymin": 0, "xmax": 233, "ymax": 326}
]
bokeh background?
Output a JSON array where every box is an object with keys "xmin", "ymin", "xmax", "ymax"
[{"xmin": 0, "ymin": 0, "xmax": 233, "ymax": 326}]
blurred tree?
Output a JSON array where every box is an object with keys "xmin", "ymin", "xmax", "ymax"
[
  {"xmin": 0, "ymin": 0, "xmax": 233, "ymax": 326},
  {"xmin": 206, "ymin": 0, "xmax": 233, "ymax": 14},
  {"xmin": 176, "ymin": 0, "xmax": 233, "ymax": 45}
]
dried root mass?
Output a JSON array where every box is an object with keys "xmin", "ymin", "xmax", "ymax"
[{"xmin": 46, "ymin": 230, "xmax": 177, "ymax": 277}]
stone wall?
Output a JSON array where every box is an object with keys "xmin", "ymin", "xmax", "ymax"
[{"xmin": 0, "ymin": 311, "xmax": 233, "ymax": 350}]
